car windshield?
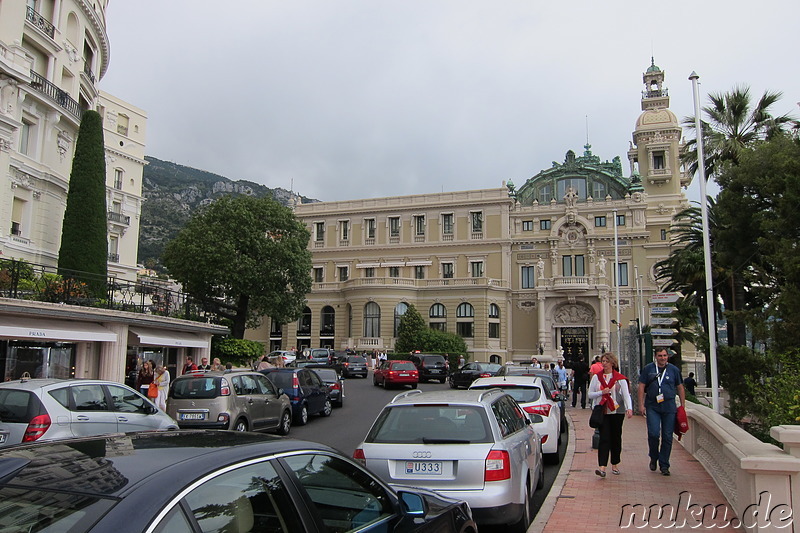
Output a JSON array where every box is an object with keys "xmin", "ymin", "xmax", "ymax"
[
  {"xmin": 347, "ymin": 357, "xmax": 366, "ymax": 364},
  {"xmin": 366, "ymin": 405, "xmax": 492, "ymax": 444},
  {"xmin": 312, "ymin": 369, "xmax": 338, "ymax": 381},
  {"xmin": 310, "ymin": 350, "xmax": 329, "ymax": 359},
  {"xmin": 477, "ymin": 363, "xmax": 502, "ymax": 373},
  {"xmin": 391, "ymin": 362, "xmax": 415, "ymax": 371},
  {"xmin": 421, "ymin": 356, "xmax": 445, "ymax": 365},
  {"xmin": 171, "ymin": 377, "xmax": 219, "ymax": 399},
  {"xmin": 0, "ymin": 389, "xmax": 36, "ymax": 423},
  {"xmin": 264, "ymin": 372, "xmax": 293, "ymax": 390},
  {"xmin": 472, "ymin": 385, "xmax": 541, "ymax": 403}
]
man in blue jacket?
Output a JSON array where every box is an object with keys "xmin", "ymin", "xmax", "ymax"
[{"xmin": 637, "ymin": 347, "xmax": 685, "ymax": 476}]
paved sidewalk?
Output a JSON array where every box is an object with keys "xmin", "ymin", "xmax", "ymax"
[{"xmin": 531, "ymin": 406, "xmax": 743, "ymax": 532}]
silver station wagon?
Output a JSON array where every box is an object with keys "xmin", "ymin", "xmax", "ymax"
[{"xmin": 354, "ymin": 388, "xmax": 543, "ymax": 532}]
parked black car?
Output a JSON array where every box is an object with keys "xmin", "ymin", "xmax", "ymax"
[
  {"xmin": 448, "ymin": 362, "xmax": 503, "ymax": 389},
  {"xmin": 260, "ymin": 368, "xmax": 332, "ymax": 425},
  {"xmin": 307, "ymin": 365, "xmax": 345, "ymax": 407},
  {"xmin": 409, "ymin": 353, "xmax": 449, "ymax": 383},
  {"xmin": 0, "ymin": 431, "xmax": 477, "ymax": 532},
  {"xmin": 339, "ymin": 355, "xmax": 369, "ymax": 378}
]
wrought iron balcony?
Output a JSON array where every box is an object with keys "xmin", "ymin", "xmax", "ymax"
[
  {"xmin": 107, "ymin": 253, "xmax": 120, "ymax": 263},
  {"xmin": 26, "ymin": 6, "xmax": 55, "ymax": 39},
  {"xmin": 107, "ymin": 211, "xmax": 131, "ymax": 225},
  {"xmin": 29, "ymin": 71, "xmax": 82, "ymax": 120}
]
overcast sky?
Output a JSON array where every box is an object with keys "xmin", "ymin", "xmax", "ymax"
[{"xmin": 100, "ymin": 1, "xmax": 798, "ymax": 203}]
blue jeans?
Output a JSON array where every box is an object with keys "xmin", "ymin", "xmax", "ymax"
[{"xmin": 645, "ymin": 403, "xmax": 676, "ymax": 469}]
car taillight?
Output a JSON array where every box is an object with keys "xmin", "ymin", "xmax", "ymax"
[
  {"xmin": 292, "ymin": 373, "xmax": 301, "ymax": 389},
  {"xmin": 353, "ymin": 448, "xmax": 366, "ymax": 465},
  {"xmin": 479, "ymin": 372, "xmax": 491, "ymax": 378},
  {"xmin": 23, "ymin": 414, "xmax": 51, "ymax": 442},
  {"xmin": 329, "ymin": 382, "xmax": 341, "ymax": 390},
  {"xmin": 220, "ymin": 378, "xmax": 231, "ymax": 396},
  {"xmin": 343, "ymin": 362, "xmax": 350, "ymax": 367},
  {"xmin": 541, "ymin": 434, "xmax": 548, "ymax": 444},
  {"xmin": 485, "ymin": 450, "xmax": 511, "ymax": 481},
  {"xmin": 387, "ymin": 371, "xmax": 396, "ymax": 377},
  {"xmin": 524, "ymin": 404, "xmax": 552, "ymax": 417}
]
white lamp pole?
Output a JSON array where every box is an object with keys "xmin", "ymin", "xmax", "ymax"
[
  {"xmin": 689, "ymin": 71, "xmax": 720, "ymax": 413},
  {"xmin": 613, "ymin": 209, "xmax": 622, "ymax": 358}
]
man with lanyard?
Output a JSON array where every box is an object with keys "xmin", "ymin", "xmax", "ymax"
[{"xmin": 637, "ymin": 347, "xmax": 685, "ymax": 476}]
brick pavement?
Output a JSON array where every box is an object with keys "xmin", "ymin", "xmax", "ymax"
[{"xmin": 530, "ymin": 406, "xmax": 743, "ymax": 532}]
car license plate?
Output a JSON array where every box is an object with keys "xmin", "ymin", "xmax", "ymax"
[
  {"xmin": 399, "ymin": 373, "xmax": 409, "ymax": 376},
  {"xmin": 180, "ymin": 413, "xmax": 205, "ymax": 421},
  {"xmin": 430, "ymin": 369, "xmax": 441, "ymax": 374},
  {"xmin": 0, "ymin": 434, "xmax": 6, "ymax": 444},
  {"xmin": 406, "ymin": 461, "xmax": 442, "ymax": 474}
]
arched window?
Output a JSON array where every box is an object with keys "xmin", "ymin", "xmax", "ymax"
[
  {"xmin": 320, "ymin": 306, "xmax": 335, "ymax": 336},
  {"xmin": 456, "ymin": 303, "xmax": 474, "ymax": 338},
  {"xmin": 393, "ymin": 302, "xmax": 408, "ymax": 337},
  {"xmin": 297, "ymin": 307, "xmax": 311, "ymax": 335},
  {"xmin": 364, "ymin": 302, "xmax": 381, "ymax": 338},
  {"xmin": 429, "ymin": 303, "xmax": 447, "ymax": 318},
  {"xmin": 489, "ymin": 304, "xmax": 500, "ymax": 318}
]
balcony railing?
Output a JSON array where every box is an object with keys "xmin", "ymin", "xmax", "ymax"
[
  {"xmin": 29, "ymin": 71, "xmax": 82, "ymax": 120},
  {"xmin": 26, "ymin": 6, "xmax": 55, "ymax": 39},
  {"xmin": 117, "ymin": 124, "xmax": 128, "ymax": 136},
  {"xmin": 107, "ymin": 253, "xmax": 120, "ymax": 263},
  {"xmin": 312, "ymin": 277, "xmax": 509, "ymax": 290},
  {"xmin": 107, "ymin": 211, "xmax": 131, "ymax": 225},
  {"xmin": 551, "ymin": 276, "xmax": 591, "ymax": 290},
  {"xmin": 83, "ymin": 63, "xmax": 96, "ymax": 84},
  {"xmin": 0, "ymin": 258, "xmax": 221, "ymax": 323}
]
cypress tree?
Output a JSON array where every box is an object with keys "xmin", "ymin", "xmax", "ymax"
[{"xmin": 58, "ymin": 110, "xmax": 108, "ymax": 297}]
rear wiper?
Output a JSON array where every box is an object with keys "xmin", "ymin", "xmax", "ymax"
[{"xmin": 422, "ymin": 438, "xmax": 471, "ymax": 444}]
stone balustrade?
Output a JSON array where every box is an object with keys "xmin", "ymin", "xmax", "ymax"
[{"xmin": 682, "ymin": 403, "xmax": 800, "ymax": 532}]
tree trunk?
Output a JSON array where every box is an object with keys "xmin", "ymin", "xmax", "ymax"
[{"xmin": 230, "ymin": 294, "xmax": 250, "ymax": 339}]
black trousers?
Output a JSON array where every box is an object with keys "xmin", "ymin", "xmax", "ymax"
[
  {"xmin": 598, "ymin": 413, "xmax": 625, "ymax": 467},
  {"xmin": 572, "ymin": 381, "xmax": 587, "ymax": 408}
]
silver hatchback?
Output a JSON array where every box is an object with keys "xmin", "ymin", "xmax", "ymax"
[
  {"xmin": 354, "ymin": 388, "xmax": 543, "ymax": 532},
  {"xmin": 168, "ymin": 370, "xmax": 292, "ymax": 435},
  {"xmin": 0, "ymin": 377, "xmax": 178, "ymax": 447}
]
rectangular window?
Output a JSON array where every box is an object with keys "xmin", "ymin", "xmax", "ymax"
[
  {"xmin": 11, "ymin": 197, "xmax": 25, "ymax": 236},
  {"xmin": 539, "ymin": 184, "xmax": 552, "ymax": 204},
  {"xmin": 414, "ymin": 215, "xmax": 425, "ymax": 236},
  {"xmin": 540, "ymin": 219, "xmax": 551, "ymax": 231},
  {"xmin": 521, "ymin": 266, "xmax": 535, "ymax": 289},
  {"xmin": 616, "ymin": 214, "xmax": 626, "ymax": 226},
  {"xmin": 389, "ymin": 266, "xmax": 400, "ymax": 278},
  {"xmin": 592, "ymin": 182, "xmax": 606, "ymax": 199},
  {"xmin": 20, "ymin": 120, "xmax": 32, "ymax": 155},
  {"xmin": 313, "ymin": 268, "xmax": 323, "ymax": 283},
  {"xmin": 595, "ymin": 216, "xmax": 606, "ymax": 227},
  {"xmin": 471, "ymin": 211, "xmax": 483, "ymax": 233},
  {"xmin": 456, "ymin": 322, "xmax": 473, "ymax": 338},
  {"xmin": 389, "ymin": 217, "xmax": 400, "ymax": 237},
  {"xmin": 340, "ymin": 220, "xmax": 350, "ymax": 240},
  {"xmin": 522, "ymin": 220, "xmax": 533, "ymax": 231},
  {"xmin": 575, "ymin": 255, "xmax": 585, "ymax": 276},
  {"xmin": 365, "ymin": 218, "xmax": 376, "ymax": 240},
  {"xmin": 114, "ymin": 169, "xmax": 123, "ymax": 190},
  {"xmin": 430, "ymin": 322, "xmax": 447, "ymax": 332},
  {"xmin": 314, "ymin": 222, "xmax": 325, "ymax": 242},
  {"xmin": 338, "ymin": 266, "xmax": 349, "ymax": 281},
  {"xmin": 414, "ymin": 265, "xmax": 425, "ymax": 279},
  {"xmin": 562, "ymin": 256, "xmax": 572, "ymax": 277},
  {"xmin": 364, "ymin": 267, "xmax": 375, "ymax": 278},
  {"xmin": 442, "ymin": 263, "xmax": 454, "ymax": 279},
  {"xmin": 653, "ymin": 151, "xmax": 665, "ymax": 169},
  {"xmin": 661, "ymin": 229, "xmax": 667, "ymax": 241},
  {"xmin": 470, "ymin": 261, "xmax": 484, "ymax": 278},
  {"xmin": 615, "ymin": 262, "xmax": 629, "ymax": 287},
  {"xmin": 441, "ymin": 213, "xmax": 454, "ymax": 235},
  {"xmin": 489, "ymin": 322, "xmax": 500, "ymax": 339}
]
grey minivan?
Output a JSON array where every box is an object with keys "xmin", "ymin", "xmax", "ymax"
[
  {"xmin": 168, "ymin": 370, "xmax": 292, "ymax": 435},
  {"xmin": 0, "ymin": 377, "xmax": 178, "ymax": 447}
]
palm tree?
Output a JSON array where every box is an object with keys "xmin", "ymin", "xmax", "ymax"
[{"xmin": 681, "ymin": 85, "xmax": 798, "ymax": 181}]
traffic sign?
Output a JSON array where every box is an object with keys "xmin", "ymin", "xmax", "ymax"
[
  {"xmin": 650, "ymin": 307, "xmax": 677, "ymax": 315},
  {"xmin": 650, "ymin": 292, "xmax": 683, "ymax": 304},
  {"xmin": 650, "ymin": 317, "xmax": 677, "ymax": 326},
  {"xmin": 651, "ymin": 328, "xmax": 678, "ymax": 336},
  {"xmin": 652, "ymin": 338, "xmax": 679, "ymax": 346}
]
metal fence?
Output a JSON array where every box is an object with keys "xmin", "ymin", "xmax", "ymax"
[{"xmin": 0, "ymin": 258, "xmax": 220, "ymax": 324}]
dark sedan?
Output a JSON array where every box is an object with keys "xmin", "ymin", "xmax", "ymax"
[
  {"xmin": 448, "ymin": 362, "xmax": 502, "ymax": 389},
  {"xmin": 308, "ymin": 365, "xmax": 345, "ymax": 407},
  {"xmin": 0, "ymin": 431, "xmax": 477, "ymax": 532},
  {"xmin": 261, "ymin": 367, "xmax": 332, "ymax": 425}
]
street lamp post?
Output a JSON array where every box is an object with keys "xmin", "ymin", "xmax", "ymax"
[{"xmin": 689, "ymin": 71, "xmax": 720, "ymax": 414}]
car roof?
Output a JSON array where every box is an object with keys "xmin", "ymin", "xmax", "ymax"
[
  {"xmin": 0, "ymin": 378, "xmax": 132, "ymax": 390},
  {"xmin": 388, "ymin": 388, "xmax": 505, "ymax": 406},
  {"xmin": 469, "ymin": 376, "xmax": 544, "ymax": 388},
  {"xmin": 0, "ymin": 431, "xmax": 334, "ymax": 500}
]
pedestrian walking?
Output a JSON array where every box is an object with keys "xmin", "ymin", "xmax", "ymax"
[
  {"xmin": 588, "ymin": 352, "xmax": 633, "ymax": 477},
  {"xmin": 571, "ymin": 358, "xmax": 589, "ymax": 408},
  {"xmin": 637, "ymin": 347, "xmax": 686, "ymax": 476}
]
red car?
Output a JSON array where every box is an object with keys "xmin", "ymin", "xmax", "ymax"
[{"xmin": 373, "ymin": 360, "xmax": 419, "ymax": 389}]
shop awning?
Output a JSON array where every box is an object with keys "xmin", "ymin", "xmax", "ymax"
[
  {"xmin": 0, "ymin": 317, "xmax": 117, "ymax": 342},
  {"xmin": 128, "ymin": 327, "xmax": 209, "ymax": 348}
]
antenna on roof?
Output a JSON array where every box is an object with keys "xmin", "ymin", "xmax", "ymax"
[{"xmin": 585, "ymin": 115, "xmax": 589, "ymax": 145}]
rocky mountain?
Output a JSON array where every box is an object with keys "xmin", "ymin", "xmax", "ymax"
[{"xmin": 138, "ymin": 156, "xmax": 317, "ymax": 269}]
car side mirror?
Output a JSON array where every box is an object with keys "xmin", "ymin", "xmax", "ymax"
[
  {"xmin": 277, "ymin": 388, "xmax": 286, "ymax": 397},
  {"xmin": 398, "ymin": 491, "xmax": 427, "ymax": 517}
]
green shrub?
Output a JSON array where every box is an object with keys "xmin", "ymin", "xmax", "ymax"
[{"xmin": 212, "ymin": 337, "xmax": 265, "ymax": 368}]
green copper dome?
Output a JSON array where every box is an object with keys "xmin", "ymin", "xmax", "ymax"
[{"xmin": 646, "ymin": 57, "xmax": 661, "ymax": 73}]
